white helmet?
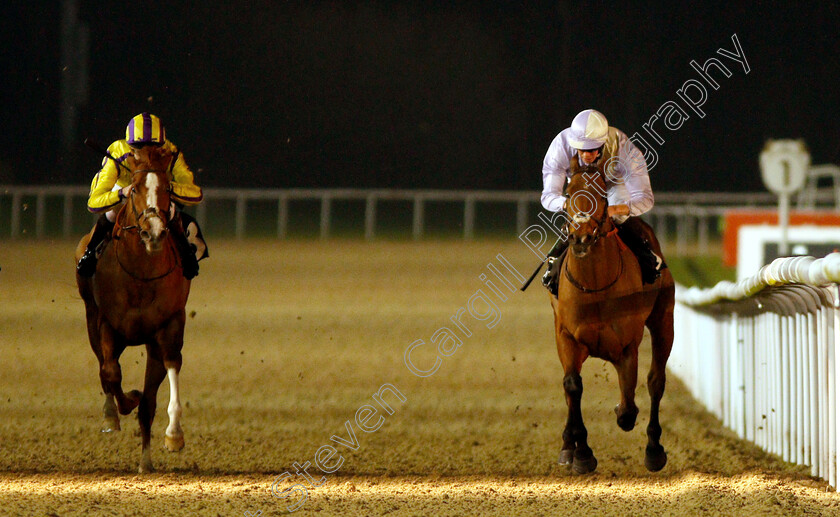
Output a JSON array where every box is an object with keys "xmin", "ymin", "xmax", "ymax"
[{"xmin": 568, "ymin": 109, "xmax": 609, "ymax": 150}]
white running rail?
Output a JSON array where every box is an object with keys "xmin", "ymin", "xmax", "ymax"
[{"xmin": 673, "ymin": 253, "xmax": 840, "ymax": 487}]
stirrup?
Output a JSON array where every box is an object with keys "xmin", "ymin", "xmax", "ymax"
[
  {"xmin": 541, "ymin": 257, "xmax": 555, "ymax": 288},
  {"xmin": 542, "ymin": 257, "xmax": 560, "ymax": 296}
]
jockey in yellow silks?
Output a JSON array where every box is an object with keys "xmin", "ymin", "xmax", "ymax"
[{"xmin": 77, "ymin": 113, "xmax": 204, "ymax": 279}]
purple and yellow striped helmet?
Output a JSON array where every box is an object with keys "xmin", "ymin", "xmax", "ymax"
[{"xmin": 125, "ymin": 113, "xmax": 166, "ymax": 147}]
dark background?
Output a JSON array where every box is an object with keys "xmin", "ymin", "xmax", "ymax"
[{"xmin": 2, "ymin": 1, "xmax": 839, "ymax": 192}]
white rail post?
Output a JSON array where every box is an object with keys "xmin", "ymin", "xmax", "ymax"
[
  {"xmin": 793, "ymin": 306, "xmax": 808, "ymax": 465},
  {"xmin": 676, "ymin": 209, "xmax": 688, "ymax": 256},
  {"xmin": 698, "ymin": 210, "xmax": 709, "ymax": 254},
  {"xmin": 808, "ymin": 311, "xmax": 819, "ymax": 474},
  {"xmin": 771, "ymin": 313, "xmax": 782, "ymax": 456},
  {"xmin": 464, "ymin": 196, "xmax": 475, "ymax": 240},
  {"xmin": 277, "ymin": 193, "xmax": 288, "ymax": 239},
  {"xmin": 782, "ymin": 307, "xmax": 794, "ymax": 458},
  {"xmin": 10, "ymin": 191, "xmax": 22, "ymax": 238},
  {"xmin": 412, "ymin": 194, "xmax": 424, "ymax": 240},
  {"xmin": 365, "ymin": 193, "xmax": 376, "ymax": 241},
  {"xmin": 35, "ymin": 192, "xmax": 46, "ymax": 238},
  {"xmin": 235, "ymin": 194, "xmax": 247, "ymax": 240},
  {"xmin": 656, "ymin": 212, "xmax": 667, "ymax": 252},
  {"xmin": 63, "ymin": 191, "xmax": 74, "ymax": 237},
  {"xmin": 516, "ymin": 198, "xmax": 528, "ymax": 235},
  {"xmin": 729, "ymin": 314, "xmax": 741, "ymax": 437},
  {"xmin": 744, "ymin": 315, "xmax": 755, "ymax": 442},
  {"xmin": 831, "ymin": 284, "xmax": 839, "ymax": 488},
  {"xmin": 320, "ymin": 194, "xmax": 331, "ymax": 240}
]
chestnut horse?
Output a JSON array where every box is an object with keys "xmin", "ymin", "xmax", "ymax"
[
  {"xmin": 75, "ymin": 146, "xmax": 190, "ymax": 473},
  {"xmin": 551, "ymin": 156, "xmax": 675, "ymax": 474}
]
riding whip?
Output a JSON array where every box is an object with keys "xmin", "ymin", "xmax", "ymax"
[
  {"xmin": 84, "ymin": 138, "xmax": 133, "ymax": 174},
  {"xmin": 520, "ymin": 235, "xmax": 564, "ymax": 291}
]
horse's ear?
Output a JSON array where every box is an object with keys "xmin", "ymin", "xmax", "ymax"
[{"xmin": 570, "ymin": 154, "xmax": 580, "ymax": 173}]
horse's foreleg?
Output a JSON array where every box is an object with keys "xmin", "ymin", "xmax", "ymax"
[
  {"xmin": 556, "ymin": 331, "xmax": 596, "ymax": 474},
  {"xmin": 644, "ymin": 290, "xmax": 675, "ymax": 472},
  {"xmin": 98, "ymin": 323, "xmax": 141, "ymax": 416},
  {"xmin": 138, "ymin": 348, "xmax": 167, "ymax": 474},
  {"xmin": 82, "ymin": 305, "xmax": 120, "ymax": 432},
  {"xmin": 613, "ymin": 345, "xmax": 640, "ymax": 432}
]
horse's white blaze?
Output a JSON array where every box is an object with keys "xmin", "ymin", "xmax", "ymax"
[
  {"xmin": 144, "ymin": 174, "xmax": 165, "ymax": 238},
  {"xmin": 165, "ymin": 367, "xmax": 183, "ymax": 438},
  {"xmin": 145, "ymin": 174, "xmax": 159, "ymax": 211},
  {"xmin": 573, "ymin": 213, "xmax": 591, "ymax": 224}
]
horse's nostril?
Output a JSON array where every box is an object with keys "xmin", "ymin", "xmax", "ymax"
[{"xmin": 140, "ymin": 230, "xmax": 150, "ymax": 240}]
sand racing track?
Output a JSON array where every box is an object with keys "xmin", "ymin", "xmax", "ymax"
[{"xmin": 1, "ymin": 239, "xmax": 838, "ymax": 516}]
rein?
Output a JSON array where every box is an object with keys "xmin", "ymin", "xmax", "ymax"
[
  {"xmin": 114, "ymin": 239, "xmax": 179, "ymax": 282},
  {"xmin": 564, "ymin": 242, "xmax": 624, "ymax": 293}
]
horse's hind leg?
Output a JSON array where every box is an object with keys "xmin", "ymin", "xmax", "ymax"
[
  {"xmin": 613, "ymin": 344, "xmax": 640, "ymax": 432},
  {"xmin": 644, "ymin": 287, "xmax": 675, "ymax": 472},
  {"xmin": 138, "ymin": 348, "xmax": 167, "ymax": 474}
]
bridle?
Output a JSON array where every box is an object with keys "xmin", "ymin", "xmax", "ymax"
[
  {"xmin": 116, "ymin": 169, "xmax": 170, "ymax": 235},
  {"xmin": 562, "ymin": 168, "xmax": 626, "ymax": 293},
  {"xmin": 113, "ymin": 169, "xmax": 178, "ymax": 281}
]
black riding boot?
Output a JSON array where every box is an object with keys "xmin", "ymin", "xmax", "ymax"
[
  {"xmin": 541, "ymin": 238, "xmax": 569, "ymax": 297},
  {"xmin": 616, "ymin": 218, "xmax": 665, "ymax": 284},
  {"xmin": 77, "ymin": 214, "xmax": 115, "ymax": 277},
  {"xmin": 168, "ymin": 216, "xmax": 199, "ymax": 279}
]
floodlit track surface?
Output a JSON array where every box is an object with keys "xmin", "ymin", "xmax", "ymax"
[{"xmin": 1, "ymin": 240, "xmax": 837, "ymax": 516}]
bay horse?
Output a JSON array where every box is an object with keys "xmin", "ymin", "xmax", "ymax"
[
  {"xmin": 75, "ymin": 145, "xmax": 190, "ymax": 473},
  {"xmin": 551, "ymin": 156, "xmax": 675, "ymax": 474}
]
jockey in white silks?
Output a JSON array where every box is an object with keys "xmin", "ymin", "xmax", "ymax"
[{"xmin": 540, "ymin": 109, "xmax": 665, "ymax": 293}]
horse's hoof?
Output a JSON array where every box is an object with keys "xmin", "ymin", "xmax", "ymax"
[
  {"xmin": 138, "ymin": 461, "xmax": 155, "ymax": 474},
  {"xmin": 165, "ymin": 433, "xmax": 185, "ymax": 452},
  {"xmin": 119, "ymin": 390, "xmax": 143, "ymax": 415},
  {"xmin": 100, "ymin": 420, "xmax": 121, "ymax": 433},
  {"xmin": 614, "ymin": 404, "xmax": 638, "ymax": 432},
  {"xmin": 558, "ymin": 449, "xmax": 574, "ymax": 465},
  {"xmin": 572, "ymin": 454, "xmax": 598, "ymax": 474},
  {"xmin": 645, "ymin": 445, "xmax": 667, "ymax": 472}
]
